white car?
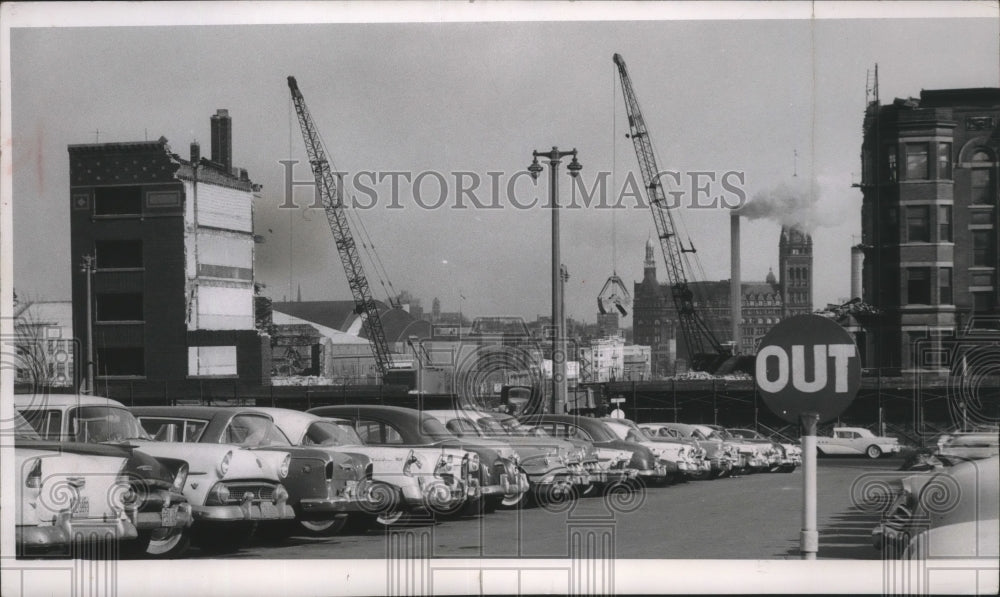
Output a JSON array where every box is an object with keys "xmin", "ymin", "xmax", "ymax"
[
  {"xmin": 599, "ymin": 418, "xmax": 706, "ymax": 481},
  {"xmin": 639, "ymin": 422, "xmax": 740, "ymax": 478},
  {"xmin": 14, "ymin": 411, "xmax": 139, "ymax": 555},
  {"xmin": 16, "ymin": 395, "xmax": 294, "ymax": 554},
  {"xmin": 816, "ymin": 427, "xmax": 901, "ymax": 459},
  {"xmin": 254, "ymin": 407, "xmax": 473, "ymax": 528}
]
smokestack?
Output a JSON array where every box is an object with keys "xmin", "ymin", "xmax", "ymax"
[
  {"xmin": 730, "ymin": 211, "xmax": 742, "ymax": 352},
  {"xmin": 851, "ymin": 245, "xmax": 864, "ymax": 300},
  {"xmin": 210, "ymin": 109, "xmax": 232, "ymax": 172},
  {"xmin": 190, "ymin": 141, "xmax": 200, "ymax": 164}
]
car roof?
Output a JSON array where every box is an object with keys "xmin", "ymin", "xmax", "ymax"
[
  {"xmin": 13, "ymin": 394, "xmax": 126, "ymax": 408},
  {"xmin": 834, "ymin": 427, "xmax": 869, "ymax": 433},
  {"xmin": 131, "ymin": 405, "xmax": 272, "ymax": 418},
  {"xmin": 248, "ymin": 407, "xmax": 323, "ymax": 441}
]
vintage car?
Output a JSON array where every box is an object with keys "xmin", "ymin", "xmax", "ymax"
[
  {"xmin": 702, "ymin": 425, "xmax": 774, "ymax": 473},
  {"xmin": 14, "ymin": 411, "xmax": 140, "ymax": 555},
  {"xmin": 308, "ymin": 405, "xmax": 528, "ymax": 512},
  {"xmin": 903, "ymin": 517, "xmax": 1000, "ymax": 560},
  {"xmin": 600, "ymin": 417, "xmax": 706, "ymax": 482},
  {"xmin": 874, "ymin": 455, "xmax": 999, "ymax": 555},
  {"xmin": 422, "ymin": 409, "xmax": 587, "ymax": 504},
  {"xmin": 727, "ymin": 428, "xmax": 801, "ymax": 472},
  {"xmin": 934, "ymin": 431, "xmax": 1000, "ymax": 463},
  {"xmin": 15, "ymin": 395, "xmax": 196, "ymax": 557},
  {"xmin": 638, "ymin": 422, "xmax": 739, "ymax": 479},
  {"xmin": 816, "ymin": 426, "xmax": 902, "ymax": 459},
  {"xmin": 253, "ymin": 407, "xmax": 471, "ymax": 529},
  {"xmin": 133, "ymin": 406, "xmax": 375, "ymax": 539},
  {"xmin": 519, "ymin": 414, "xmax": 672, "ymax": 485},
  {"xmin": 491, "ymin": 412, "xmax": 633, "ymax": 487}
]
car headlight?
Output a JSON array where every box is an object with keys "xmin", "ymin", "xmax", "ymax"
[
  {"xmin": 218, "ymin": 451, "xmax": 232, "ymax": 477},
  {"xmin": 25, "ymin": 457, "xmax": 42, "ymax": 489},
  {"xmin": 171, "ymin": 462, "xmax": 189, "ymax": 492},
  {"xmin": 279, "ymin": 454, "xmax": 291, "ymax": 479}
]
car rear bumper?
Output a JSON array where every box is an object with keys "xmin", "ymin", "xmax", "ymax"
[
  {"xmin": 192, "ymin": 502, "xmax": 295, "ymax": 522},
  {"xmin": 17, "ymin": 513, "xmax": 139, "ymax": 550}
]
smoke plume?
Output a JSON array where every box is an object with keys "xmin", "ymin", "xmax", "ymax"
[{"xmin": 737, "ymin": 178, "xmax": 841, "ymax": 232}]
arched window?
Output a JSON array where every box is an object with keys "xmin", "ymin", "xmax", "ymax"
[{"xmin": 971, "ymin": 148, "xmax": 995, "ymax": 205}]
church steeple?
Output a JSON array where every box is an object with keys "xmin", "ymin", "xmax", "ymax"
[{"xmin": 643, "ymin": 237, "xmax": 657, "ymax": 283}]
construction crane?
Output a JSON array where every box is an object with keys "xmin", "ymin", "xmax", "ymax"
[
  {"xmin": 612, "ymin": 54, "xmax": 730, "ymax": 373},
  {"xmin": 287, "ymin": 76, "xmax": 394, "ymax": 376}
]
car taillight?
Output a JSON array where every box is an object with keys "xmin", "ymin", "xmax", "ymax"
[
  {"xmin": 25, "ymin": 458, "xmax": 42, "ymax": 489},
  {"xmin": 218, "ymin": 451, "xmax": 232, "ymax": 477},
  {"xmin": 171, "ymin": 462, "xmax": 189, "ymax": 493},
  {"xmin": 279, "ymin": 454, "xmax": 291, "ymax": 479},
  {"xmin": 403, "ymin": 450, "xmax": 421, "ymax": 477}
]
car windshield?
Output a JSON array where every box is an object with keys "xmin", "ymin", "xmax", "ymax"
[
  {"xmin": 305, "ymin": 421, "xmax": 363, "ymax": 446},
  {"xmin": 13, "ymin": 411, "xmax": 42, "ymax": 440},
  {"xmin": 417, "ymin": 415, "xmax": 457, "ymax": 441},
  {"xmin": 70, "ymin": 406, "xmax": 151, "ymax": 443},
  {"xmin": 445, "ymin": 417, "xmax": 484, "ymax": 438},
  {"xmin": 728, "ymin": 429, "xmax": 761, "ymax": 439},
  {"xmin": 603, "ymin": 421, "xmax": 633, "ymax": 441},
  {"xmin": 224, "ymin": 414, "xmax": 292, "ymax": 447},
  {"xmin": 500, "ymin": 419, "xmax": 549, "ymax": 437}
]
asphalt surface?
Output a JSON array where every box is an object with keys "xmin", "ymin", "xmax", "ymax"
[{"xmin": 190, "ymin": 456, "xmax": 902, "ymax": 560}]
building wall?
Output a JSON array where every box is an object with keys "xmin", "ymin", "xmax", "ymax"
[{"xmin": 860, "ymin": 89, "xmax": 1000, "ymax": 369}]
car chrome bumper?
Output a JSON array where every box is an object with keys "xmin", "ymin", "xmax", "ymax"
[
  {"xmin": 17, "ymin": 513, "xmax": 138, "ymax": 550},
  {"xmin": 133, "ymin": 502, "xmax": 194, "ymax": 530},
  {"xmin": 482, "ymin": 472, "xmax": 529, "ymax": 498},
  {"xmin": 193, "ymin": 502, "xmax": 295, "ymax": 521}
]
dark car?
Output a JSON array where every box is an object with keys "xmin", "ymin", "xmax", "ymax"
[
  {"xmin": 307, "ymin": 405, "xmax": 528, "ymax": 512},
  {"xmin": 133, "ymin": 406, "xmax": 376, "ymax": 540},
  {"xmin": 518, "ymin": 414, "xmax": 673, "ymax": 485}
]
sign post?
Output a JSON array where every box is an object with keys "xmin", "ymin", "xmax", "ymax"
[{"xmin": 755, "ymin": 315, "xmax": 861, "ymax": 560}]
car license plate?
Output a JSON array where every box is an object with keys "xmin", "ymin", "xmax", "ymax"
[
  {"xmin": 72, "ymin": 497, "xmax": 90, "ymax": 518},
  {"xmin": 259, "ymin": 501, "xmax": 279, "ymax": 519},
  {"xmin": 161, "ymin": 506, "xmax": 177, "ymax": 527}
]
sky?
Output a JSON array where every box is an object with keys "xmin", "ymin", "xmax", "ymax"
[{"xmin": 9, "ymin": 11, "xmax": 1000, "ymax": 326}]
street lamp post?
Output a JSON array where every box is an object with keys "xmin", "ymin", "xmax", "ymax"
[{"xmin": 528, "ymin": 147, "xmax": 582, "ymax": 414}]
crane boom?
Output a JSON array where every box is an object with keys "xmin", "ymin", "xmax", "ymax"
[
  {"xmin": 612, "ymin": 54, "xmax": 727, "ymax": 371},
  {"xmin": 287, "ymin": 76, "xmax": 394, "ymax": 376}
]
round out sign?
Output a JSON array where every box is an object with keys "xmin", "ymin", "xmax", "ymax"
[{"xmin": 755, "ymin": 314, "xmax": 861, "ymax": 424}]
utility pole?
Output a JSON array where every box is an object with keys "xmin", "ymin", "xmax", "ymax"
[{"xmin": 80, "ymin": 254, "xmax": 96, "ymax": 394}]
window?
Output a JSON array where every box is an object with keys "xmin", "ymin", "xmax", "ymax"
[
  {"xmin": 223, "ymin": 414, "xmax": 291, "ymax": 447},
  {"xmin": 21, "ymin": 410, "xmax": 62, "ymax": 440},
  {"xmin": 95, "ymin": 240, "xmax": 143, "ymax": 269},
  {"xmin": 938, "ymin": 206, "xmax": 952, "ymax": 242},
  {"xmin": 905, "ymin": 206, "xmax": 930, "ymax": 242},
  {"xmin": 938, "ymin": 268, "xmax": 952, "ymax": 305},
  {"xmin": 139, "ymin": 417, "xmax": 208, "ymax": 442},
  {"xmin": 96, "ymin": 293, "xmax": 143, "ymax": 321},
  {"xmin": 906, "ymin": 268, "xmax": 931, "ymax": 305},
  {"xmin": 972, "ymin": 230, "xmax": 995, "ymax": 267},
  {"xmin": 973, "ymin": 291, "xmax": 995, "ymax": 312},
  {"xmin": 905, "ymin": 143, "xmax": 929, "ymax": 180},
  {"xmin": 94, "ymin": 186, "xmax": 142, "ymax": 216},
  {"xmin": 937, "ymin": 143, "xmax": 952, "ymax": 179},
  {"xmin": 95, "ymin": 346, "xmax": 144, "ymax": 376},
  {"xmin": 883, "ymin": 145, "xmax": 898, "ymax": 182},
  {"xmin": 971, "ymin": 168, "xmax": 994, "ymax": 205}
]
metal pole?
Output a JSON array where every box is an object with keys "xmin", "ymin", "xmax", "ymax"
[
  {"xmin": 82, "ymin": 255, "xmax": 95, "ymax": 394},
  {"xmin": 549, "ymin": 151, "xmax": 564, "ymax": 416},
  {"xmin": 800, "ymin": 412, "xmax": 819, "ymax": 560}
]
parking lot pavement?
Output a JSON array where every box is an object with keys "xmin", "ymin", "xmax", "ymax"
[{"xmin": 192, "ymin": 456, "xmax": 903, "ymax": 560}]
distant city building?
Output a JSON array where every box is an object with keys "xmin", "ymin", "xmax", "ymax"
[
  {"xmin": 578, "ymin": 336, "xmax": 625, "ymax": 382},
  {"xmin": 859, "ymin": 88, "xmax": 1000, "ymax": 369},
  {"xmin": 597, "ymin": 312, "xmax": 620, "ymax": 336},
  {"xmin": 13, "ymin": 300, "xmax": 75, "ymax": 387},
  {"xmin": 622, "ymin": 344, "xmax": 652, "ymax": 381},
  {"xmin": 68, "ymin": 110, "xmax": 269, "ymax": 384},
  {"xmin": 634, "ymin": 228, "xmax": 812, "ymax": 376}
]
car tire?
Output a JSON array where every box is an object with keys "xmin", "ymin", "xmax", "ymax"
[
  {"xmin": 688, "ymin": 470, "xmax": 712, "ymax": 481},
  {"xmin": 193, "ymin": 521, "xmax": 256, "ymax": 554},
  {"xmin": 123, "ymin": 528, "xmax": 191, "ymax": 559},
  {"xmin": 866, "ymin": 445, "xmax": 883, "ymax": 459},
  {"xmin": 298, "ymin": 514, "xmax": 349, "ymax": 537},
  {"xmin": 500, "ymin": 488, "xmax": 529, "ymax": 509}
]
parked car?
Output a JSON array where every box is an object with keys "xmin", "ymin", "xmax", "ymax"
[
  {"xmin": 308, "ymin": 405, "xmax": 528, "ymax": 512},
  {"xmin": 934, "ymin": 431, "xmax": 1000, "ymax": 464},
  {"xmin": 16, "ymin": 395, "xmax": 196, "ymax": 557},
  {"xmin": 638, "ymin": 422, "xmax": 739, "ymax": 479},
  {"xmin": 422, "ymin": 409, "xmax": 586, "ymax": 503},
  {"xmin": 133, "ymin": 406, "xmax": 374, "ymax": 540},
  {"xmin": 703, "ymin": 425, "xmax": 774, "ymax": 473},
  {"xmin": 874, "ymin": 455, "xmax": 998, "ymax": 556},
  {"xmin": 816, "ymin": 426, "xmax": 902, "ymax": 459},
  {"xmin": 726, "ymin": 428, "xmax": 801, "ymax": 472},
  {"xmin": 599, "ymin": 417, "xmax": 705, "ymax": 482},
  {"xmin": 14, "ymin": 410, "xmax": 140, "ymax": 555},
  {"xmin": 491, "ymin": 412, "xmax": 633, "ymax": 488},
  {"xmin": 519, "ymin": 414, "xmax": 672, "ymax": 485},
  {"xmin": 253, "ymin": 407, "xmax": 470, "ymax": 529}
]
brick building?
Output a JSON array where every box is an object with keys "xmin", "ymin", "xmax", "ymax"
[
  {"xmin": 634, "ymin": 229, "xmax": 812, "ymax": 376},
  {"xmin": 859, "ymin": 88, "xmax": 1000, "ymax": 369},
  {"xmin": 68, "ymin": 110, "xmax": 269, "ymax": 386}
]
